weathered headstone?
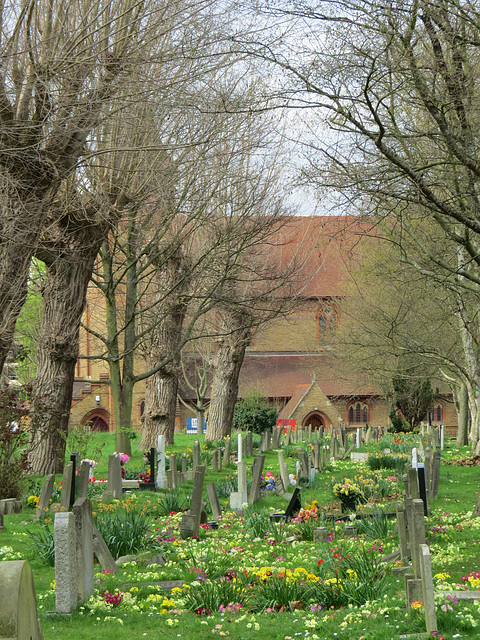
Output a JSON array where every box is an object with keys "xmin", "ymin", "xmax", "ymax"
[
  {"xmin": 272, "ymin": 426, "xmax": 281, "ymax": 450},
  {"xmin": 230, "ymin": 461, "xmax": 247, "ymax": 511},
  {"xmin": 278, "ymin": 451, "xmax": 289, "ymax": 490},
  {"xmin": 105, "ymin": 454, "xmax": 122, "ymax": 499},
  {"xmin": 78, "ymin": 460, "xmax": 90, "ymax": 499},
  {"xmin": 0, "ymin": 561, "xmax": 43, "ymax": 639},
  {"xmin": 440, "ymin": 424, "xmax": 445, "ymax": 450},
  {"xmin": 299, "ymin": 451, "xmax": 309, "ymax": 478},
  {"xmin": 313, "ymin": 441, "xmax": 320, "ymax": 471},
  {"xmin": 193, "ymin": 440, "xmax": 201, "ymax": 471},
  {"xmin": 237, "ymin": 433, "xmax": 243, "ymax": 462},
  {"xmin": 60, "ymin": 462, "xmax": 74, "ymax": 511},
  {"xmin": 170, "ymin": 454, "xmax": 178, "ymax": 489},
  {"xmin": 180, "ymin": 465, "xmax": 206, "ymax": 539},
  {"xmin": 69, "ymin": 452, "xmax": 78, "ymax": 507},
  {"xmin": 285, "ymin": 425, "xmax": 292, "ymax": 446},
  {"xmin": 431, "ymin": 450, "xmax": 441, "ymax": 499},
  {"xmin": 92, "ymin": 524, "xmax": 119, "ymax": 573},
  {"xmin": 246, "ymin": 431, "xmax": 253, "ymax": 458},
  {"xmin": 417, "ymin": 463, "xmax": 428, "ymax": 515},
  {"xmin": 206, "ymin": 482, "xmax": 222, "ymax": 520},
  {"xmin": 223, "ymin": 437, "xmax": 231, "ymax": 466},
  {"xmin": 72, "ymin": 497, "xmax": 94, "ymax": 603},
  {"xmin": 284, "ymin": 487, "xmax": 302, "ymax": 519},
  {"xmin": 419, "ymin": 544, "xmax": 437, "ymax": 634},
  {"xmin": 35, "ymin": 474, "xmax": 55, "ymax": 521},
  {"xmin": 274, "ymin": 473, "xmax": 285, "ymax": 495},
  {"xmin": 396, "ymin": 502, "xmax": 409, "ymax": 560},
  {"xmin": 156, "ymin": 435, "xmax": 167, "ymax": 489},
  {"xmin": 55, "ymin": 512, "xmax": 77, "ymax": 613}
]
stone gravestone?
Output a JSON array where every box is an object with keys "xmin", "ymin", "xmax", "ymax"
[
  {"xmin": 180, "ymin": 465, "xmax": 206, "ymax": 539},
  {"xmin": 430, "ymin": 450, "xmax": 441, "ymax": 499},
  {"xmin": 212, "ymin": 449, "xmax": 220, "ymax": 471},
  {"xmin": 299, "ymin": 451, "xmax": 309, "ymax": 478},
  {"xmin": 405, "ymin": 499, "xmax": 426, "ymax": 607},
  {"xmin": 285, "ymin": 425, "xmax": 292, "ymax": 446},
  {"xmin": 55, "ymin": 512, "xmax": 77, "ymax": 613},
  {"xmin": 230, "ymin": 461, "xmax": 248, "ymax": 511},
  {"xmin": 272, "ymin": 426, "xmax": 281, "ymax": 450},
  {"xmin": 69, "ymin": 452, "xmax": 78, "ymax": 507},
  {"xmin": 249, "ymin": 455, "xmax": 265, "ymax": 505},
  {"xmin": 60, "ymin": 461, "xmax": 74, "ymax": 511},
  {"xmin": 223, "ymin": 436, "xmax": 231, "ymax": 467},
  {"xmin": 73, "ymin": 497, "xmax": 94, "ymax": 603},
  {"xmin": 103, "ymin": 454, "xmax": 122, "ymax": 500},
  {"xmin": 278, "ymin": 451, "xmax": 289, "ymax": 490},
  {"xmin": 274, "ymin": 473, "xmax": 285, "ymax": 495},
  {"xmin": 246, "ymin": 431, "xmax": 253, "ymax": 458},
  {"xmin": 419, "ymin": 544, "xmax": 438, "ymax": 634},
  {"xmin": 206, "ymin": 482, "xmax": 222, "ymax": 520},
  {"xmin": 193, "ymin": 440, "xmax": 201, "ymax": 471},
  {"xmin": 0, "ymin": 560, "xmax": 43, "ymax": 639},
  {"xmin": 284, "ymin": 487, "xmax": 302, "ymax": 519},
  {"xmin": 170, "ymin": 454, "xmax": 178, "ymax": 489},
  {"xmin": 78, "ymin": 460, "xmax": 90, "ymax": 499},
  {"xmin": 92, "ymin": 524, "xmax": 119, "ymax": 574},
  {"xmin": 237, "ymin": 433, "xmax": 243, "ymax": 462},
  {"xmin": 156, "ymin": 435, "xmax": 167, "ymax": 489},
  {"xmin": 35, "ymin": 473, "xmax": 55, "ymax": 521}
]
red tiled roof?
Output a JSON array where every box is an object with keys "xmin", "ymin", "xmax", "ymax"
[
  {"xmin": 238, "ymin": 353, "xmax": 380, "ymax": 398},
  {"xmin": 272, "ymin": 215, "xmax": 376, "ymax": 299}
]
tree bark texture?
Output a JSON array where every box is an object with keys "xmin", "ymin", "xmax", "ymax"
[
  {"xmin": 141, "ymin": 251, "xmax": 188, "ymax": 448},
  {"xmin": 454, "ymin": 382, "xmax": 469, "ymax": 447},
  {"xmin": 206, "ymin": 310, "xmax": 252, "ymax": 441},
  {"xmin": 29, "ymin": 224, "xmax": 105, "ymax": 474}
]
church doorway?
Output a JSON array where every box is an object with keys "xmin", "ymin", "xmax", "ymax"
[
  {"xmin": 302, "ymin": 410, "xmax": 331, "ymax": 430},
  {"xmin": 81, "ymin": 408, "xmax": 110, "ymax": 432}
]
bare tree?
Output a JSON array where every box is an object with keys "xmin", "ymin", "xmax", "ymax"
[
  {"xmin": 0, "ymin": 0, "xmax": 198, "ymax": 373},
  {"xmin": 239, "ymin": 0, "xmax": 480, "ymax": 452}
]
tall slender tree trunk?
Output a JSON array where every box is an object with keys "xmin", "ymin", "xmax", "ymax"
[
  {"xmin": 453, "ymin": 382, "xmax": 469, "ymax": 447},
  {"xmin": 206, "ymin": 308, "xmax": 252, "ymax": 441},
  {"xmin": 30, "ymin": 229, "xmax": 104, "ymax": 474}
]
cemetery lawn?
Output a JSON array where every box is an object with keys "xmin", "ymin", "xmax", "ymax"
[{"xmin": 2, "ymin": 433, "xmax": 480, "ymax": 639}]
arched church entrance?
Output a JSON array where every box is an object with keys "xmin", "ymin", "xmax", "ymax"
[
  {"xmin": 302, "ymin": 410, "xmax": 332, "ymax": 430},
  {"xmin": 81, "ymin": 408, "xmax": 110, "ymax": 432}
]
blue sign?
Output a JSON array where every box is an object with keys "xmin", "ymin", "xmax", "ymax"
[{"xmin": 186, "ymin": 417, "xmax": 207, "ymax": 434}]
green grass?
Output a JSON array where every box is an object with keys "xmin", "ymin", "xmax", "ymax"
[{"xmin": 2, "ymin": 433, "xmax": 480, "ymax": 639}]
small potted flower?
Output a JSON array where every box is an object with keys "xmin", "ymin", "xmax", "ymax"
[{"xmin": 332, "ymin": 478, "xmax": 364, "ymax": 512}]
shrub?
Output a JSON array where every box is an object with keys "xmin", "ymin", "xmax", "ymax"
[
  {"xmin": 232, "ymin": 391, "xmax": 278, "ymax": 435},
  {"xmin": 0, "ymin": 391, "xmax": 29, "ymax": 499}
]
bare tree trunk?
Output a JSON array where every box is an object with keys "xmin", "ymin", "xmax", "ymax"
[
  {"xmin": 142, "ymin": 366, "xmax": 179, "ymax": 447},
  {"xmin": 206, "ymin": 316, "xmax": 251, "ymax": 440},
  {"xmin": 141, "ymin": 249, "xmax": 189, "ymax": 448},
  {"xmin": 0, "ymin": 183, "xmax": 51, "ymax": 373},
  {"xmin": 30, "ymin": 227, "xmax": 103, "ymax": 474},
  {"xmin": 453, "ymin": 382, "xmax": 469, "ymax": 447}
]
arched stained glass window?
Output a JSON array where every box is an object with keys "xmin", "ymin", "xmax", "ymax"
[
  {"xmin": 356, "ymin": 403, "xmax": 361, "ymax": 422},
  {"xmin": 349, "ymin": 406, "xmax": 354, "ymax": 423}
]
